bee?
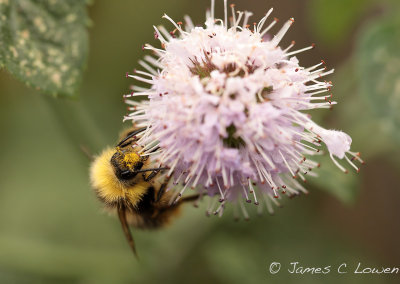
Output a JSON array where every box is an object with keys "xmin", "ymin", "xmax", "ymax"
[{"xmin": 90, "ymin": 127, "xmax": 198, "ymax": 257}]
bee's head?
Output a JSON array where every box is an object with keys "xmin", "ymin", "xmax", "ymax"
[{"xmin": 111, "ymin": 147, "xmax": 144, "ymax": 181}]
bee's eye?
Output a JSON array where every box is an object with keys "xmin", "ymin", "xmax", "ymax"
[
  {"xmin": 118, "ymin": 162, "xmax": 144, "ymax": 180},
  {"xmin": 120, "ymin": 170, "xmax": 137, "ymax": 180},
  {"xmin": 111, "ymin": 151, "xmax": 145, "ymax": 181},
  {"xmin": 134, "ymin": 162, "xmax": 144, "ymax": 171}
]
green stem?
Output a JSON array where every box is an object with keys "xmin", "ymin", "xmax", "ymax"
[{"xmin": 42, "ymin": 95, "xmax": 106, "ymax": 162}]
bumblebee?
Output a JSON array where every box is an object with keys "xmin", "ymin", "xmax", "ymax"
[{"xmin": 90, "ymin": 127, "xmax": 198, "ymax": 257}]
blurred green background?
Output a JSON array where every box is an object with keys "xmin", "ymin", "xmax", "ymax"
[{"xmin": 1, "ymin": 0, "xmax": 399, "ymax": 283}]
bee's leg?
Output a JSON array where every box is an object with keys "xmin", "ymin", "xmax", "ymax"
[
  {"xmin": 141, "ymin": 147, "xmax": 160, "ymax": 163},
  {"xmin": 143, "ymin": 170, "xmax": 159, "ymax": 182},
  {"xmin": 150, "ymin": 146, "xmax": 161, "ymax": 153},
  {"xmin": 155, "ymin": 175, "xmax": 172, "ymax": 202},
  {"xmin": 180, "ymin": 194, "xmax": 201, "ymax": 203},
  {"xmin": 142, "ymin": 167, "xmax": 168, "ymax": 182},
  {"xmin": 117, "ymin": 206, "xmax": 138, "ymax": 258}
]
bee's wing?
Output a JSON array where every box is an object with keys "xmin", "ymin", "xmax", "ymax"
[
  {"xmin": 118, "ymin": 207, "xmax": 138, "ymax": 258},
  {"xmin": 80, "ymin": 144, "xmax": 95, "ymax": 161}
]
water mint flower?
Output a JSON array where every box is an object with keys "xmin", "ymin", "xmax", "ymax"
[{"xmin": 124, "ymin": 0, "xmax": 363, "ymax": 217}]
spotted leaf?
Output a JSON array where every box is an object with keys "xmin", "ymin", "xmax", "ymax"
[{"xmin": 0, "ymin": 0, "xmax": 89, "ymax": 97}]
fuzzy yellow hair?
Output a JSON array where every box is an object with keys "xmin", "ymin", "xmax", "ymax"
[{"xmin": 90, "ymin": 148, "xmax": 149, "ymax": 208}]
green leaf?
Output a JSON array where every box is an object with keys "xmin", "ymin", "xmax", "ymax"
[
  {"xmin": 330, "ymin": 60, "xmax": 397, "ymax": 159},
  {"xmin": 308, "ymin": 0, "xmax": 373, "ymax": 47},
  {"xmin": 306, "ymin": 63, "xmax": 361, "ymax": 204},
  {"xmin": 308, "ymin": 154, "xmax": 359, "ymax": 204},
  {"xmin": 0, "ymin": 3, "xmax": 6, "ymax": 66},
  {"xmin": 0, "ymin": 0, "xmax": 89, "ymax": 97},
  {"xmin": 357, "ymin": 16, "xmax": 400, "ymax": 142}
]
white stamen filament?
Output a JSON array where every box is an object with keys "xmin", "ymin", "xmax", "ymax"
[
  {"xmin": 144, "ymin": 55, "xmax": 163, "ymax": 69},
  {"xmin": 286, "ymin": 44, "xmax": 315, "ymax": 57},
  {"xmin": 242, "ymin": 11, "xmax": 253, "ymax": 28},
  {"xmin": 224, "ymin": 0, "xmax": 228, "ymax": 29},
  {"xmin": 184, "ymin": 15, "xmax": 194, "ymax": 31},
  {"xmin": 260, "ymin": 18, "xmax": 278, "ymax": 37},
  {"xmin": 235, "ymin": 11, "xmax": 244, "ymax": 27},
  {"xmin": 128, "ymin": 75, "xmax": 154, "ymax": 85},
  {"xmin": 162, "ymin": 14, "xmax": 186, "ymax": 35},
  {"xmin": 330, "ymin": 153, "xmax": 348, "ymax": 173},
  {"xmin": 211, "ymin": 0, "xmax": 215, "ymax": 21},
  {"xmin": 153, "ymin": 26, "xmax": 167, "ymax": 44},
  {"xmin": 271, "ymin": 18, "xmax": 294, "ymax": 46},
  {"xmin": 257, "ymin": 8, "xmax": 273, "ymax": 32},
  {"xmin": 157, "ymin": 25, "xmax": 172, "ymax": 40}
]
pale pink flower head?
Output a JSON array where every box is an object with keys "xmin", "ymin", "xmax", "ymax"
[{"xmin": 124, "ymin": 0, "xmax": 363, "ymax": 217}]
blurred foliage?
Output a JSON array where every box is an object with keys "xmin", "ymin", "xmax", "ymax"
[
  {"xmin": 331, "ymin": 61, "xmax": 398, "ymax": 159},
  {"xmin": 356, "ymin": 14, "xmax": 400, "ymax": 143},
  {"xmin": 308, "ymin": 154, "xmax": 359, "ymax": 205},
  {"xmin": 307, "ymin": 62, "xmax": 360, "ymax": 204},
  {"xmin": 308, "ymin": 0, "xmax": 374, "ymax": 48},
  {"xmin": 0, "ymin": 0, "xmax": 400, "ymax": 283},
  {"xmin": 0, "ymin": 0, "xmax": 90, "ymax": 97},
  {"xmin": 307, "ymin": 0, "xmax": 400, "ymax": 203}
]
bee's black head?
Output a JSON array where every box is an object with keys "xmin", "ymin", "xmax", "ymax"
[{"xmin": 111, "ymin": 148, "xmax": 144, "ymax": 181}]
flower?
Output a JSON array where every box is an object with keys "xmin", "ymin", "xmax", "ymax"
[{"xmin": 124, "ymin": 0, "xmax": 364, "ymax": 217}]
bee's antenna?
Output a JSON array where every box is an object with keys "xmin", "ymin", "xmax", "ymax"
[
  {"xmin": 118, "ymin": 206, "xmax": 139, "ymax": 259},
  {"xmin": 133, "ymin": 167, "xmax": 169, "ymax": 173},
  {"xmin": 116, "ymin": 127, "xmax": 147, "ymax": 147},
  {"xmin": 80, "ymin": 144, "xmax": 94, "ymax": 161}
]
